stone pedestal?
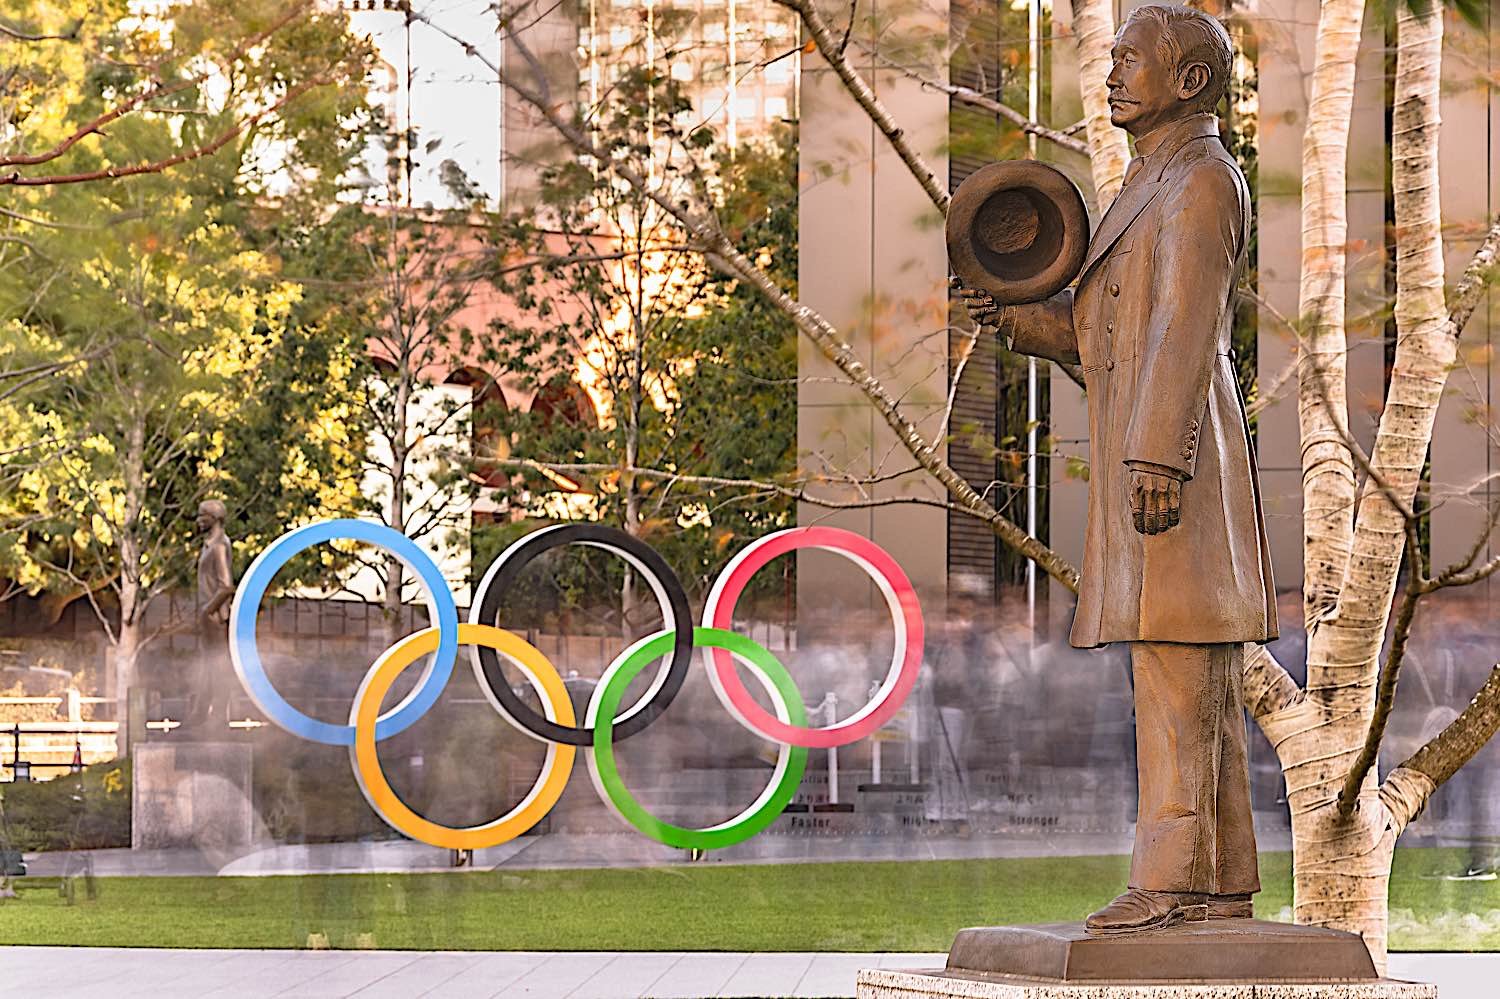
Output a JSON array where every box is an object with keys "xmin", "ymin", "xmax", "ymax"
[
  {"xmin": 132, "ymin": 742, "xmax": 255, "ymax": 854},
  {"xmin": 855, "ymin": 920, "xmax": 1435, "ymax": 998},
  {"xmin": 856, "ymin": 969, "xmax": 1435, "ymax": 998}
]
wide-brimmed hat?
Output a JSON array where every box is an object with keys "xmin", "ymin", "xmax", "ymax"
[{"xmin": 947, "ymin": 160, "xmax": 1090, "ymax": 305}]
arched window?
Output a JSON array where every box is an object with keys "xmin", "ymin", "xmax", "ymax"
[
  {"xmin": 529, "ymin": 377, "xmax": 597, "ymax": 430},
  {"xmin": 446, "ymin": 368, "xmax": 511, "ymax": 485}
]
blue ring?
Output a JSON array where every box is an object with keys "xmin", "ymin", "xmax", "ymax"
[{"xmin": 229, "ymin": 519, "xmax": 459, "ymax": 745}]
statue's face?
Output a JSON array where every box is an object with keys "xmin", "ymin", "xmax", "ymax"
[
  {"xmin": 1106, "ymin": 19, "xmax": 1199, "ymax": 137},
  {"xmin": 196, "ymin": 506, "xmax": 219, "ymax": 533}
]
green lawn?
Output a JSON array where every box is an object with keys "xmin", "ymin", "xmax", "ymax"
[{"xmin": 1, "ymin": 850, "xmax": 1496, "ymax": 951}]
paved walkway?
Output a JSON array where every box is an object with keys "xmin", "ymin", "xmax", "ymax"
[{"xmin": 0, "ymin": 948, "xmax": 1490, "ymax": 998}]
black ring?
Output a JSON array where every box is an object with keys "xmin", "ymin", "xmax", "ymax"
[{"xmin": 470, "ymin": 523, "xmax": 693, "ymax": 747}]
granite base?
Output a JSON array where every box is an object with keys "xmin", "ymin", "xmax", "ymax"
[
  {"xmin": 132, "ymin": 742, "xmax": 255, "ymax": 853},
  {"xmin": 856, "ymin": 968, "xmax": 1436, "ymax": 999},
  {"xmin": 947, "ymin": 921, "xmax": 1379, "ymax": 983}
]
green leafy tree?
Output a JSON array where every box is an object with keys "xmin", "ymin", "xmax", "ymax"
[{"xmin": 0, "ymin": 0, "xmax": 375, "ymax": 750}]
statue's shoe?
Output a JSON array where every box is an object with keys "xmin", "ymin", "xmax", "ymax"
[
  {"xmin": 1207, "ymin": 893, "xmax": 1253, "ymax": 919},
  {"xmin": 1084, "ymin": 889, "xmax": 1209, "ymax": 934}
]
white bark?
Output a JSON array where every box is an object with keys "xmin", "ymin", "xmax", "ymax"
[
  {"xmin": 1262, "ymin": 5, "xmax": 1447, "ymax": 971},
  {"xmin": 1338, "ymin": 5, "xmax": 1447, "ymax": 675},
  {"xmin": 1296, "ymin": 0, "xmax": 1366, "ymax": 650},
  {"xmin": 1070, "ymin": 0, "xmax": 1130, "ymax": 210}
]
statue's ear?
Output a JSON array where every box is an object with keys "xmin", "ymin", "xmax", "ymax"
[{"xmin": 1177, "ymin": 62, "xmax": 1211, "ymax": 103}]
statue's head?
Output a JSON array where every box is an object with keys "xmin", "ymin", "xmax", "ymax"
[
  {"xmin": 196, "ymin": 499, "xmax": 227, "ymax": 533},
  {"xmin": 1107, "ymin": 4, "xmax": 1232, "ymax": 138}
]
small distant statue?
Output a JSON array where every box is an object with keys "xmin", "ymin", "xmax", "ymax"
[{"xmin": 193, "ymin": 499, "xmax": 236, "ymax": 729}]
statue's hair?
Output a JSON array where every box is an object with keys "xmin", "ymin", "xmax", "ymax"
[
  {"xmin": 199, "ymin": 499, "xmax": 227, "ymax": 522},
  {"xmin": 1123, "ymin": 4, "xmax": 1234, "ymax": 114}
]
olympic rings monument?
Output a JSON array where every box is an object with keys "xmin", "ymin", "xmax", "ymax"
[
  {"xmin": 207, "ymin": 513, "xmax": 1418, "ymax": 997},
  {"xmin": 222, "ymin": 519, "xmax": 924, "ymax": 854}
]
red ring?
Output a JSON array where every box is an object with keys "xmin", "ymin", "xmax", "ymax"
[{"xmin": 703, "ymin": 527, "xmax": 924, "ymax": 748}]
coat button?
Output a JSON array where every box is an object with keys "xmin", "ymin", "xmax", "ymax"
[
  {"xmin": 1105, "ymin": 359, "xmax": 1115, "ymax": 371},
  {"xmin": 1109, "ymin": 283, "xmax": 1120, "ymax": 297}
]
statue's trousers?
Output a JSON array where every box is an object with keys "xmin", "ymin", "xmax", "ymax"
[{"xmin": 1127, "ymin": 640, "xmax": 1260, "ymax": 895}]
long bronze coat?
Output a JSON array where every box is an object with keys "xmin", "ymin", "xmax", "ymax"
[{"xmin": 1007, "ymin": 113, "xmax": 1277, "ymax": 648}]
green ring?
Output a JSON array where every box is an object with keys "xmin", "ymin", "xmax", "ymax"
[{"xmin": 586, "ymin": 626, "xmax": 808, "ymax": 851}]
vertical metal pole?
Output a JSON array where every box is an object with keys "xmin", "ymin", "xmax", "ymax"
[
  {"xmin": 826, "ymin": 694, "xmax": 838, "ymax": 805},
  {"xmin": 589, "ymin": 0, "xmax": 599, "ymax": 108},
  {"xmin": 728, "ymin": 0, "xmax": 738, "ymax": 149},
  {"xmin": 908, "ymin": 705, "xmax": 920, "ymax": 784},
  {"xmin": 403, "ymin": 2, "xmax": 413, "ymax": 209},
  {"xmin": 1025, "ymin": 0, "xmax": 1042, "ymax": 636}
]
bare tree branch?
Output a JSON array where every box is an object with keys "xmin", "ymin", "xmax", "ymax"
[
  {"xmin": 1448, "ymin": 213, "xmax": 1500, "ymax": 333},
  {"xmin": 0, "ymin": 2, "xmax": 311, "ymax": 171},
  {"xmin": 1338, "ymin": 576, "xmax": 1422, "ymax": 814},
  {"xmin": 0, "ymin": 15, "xmax": 83, "ymax": 43},
  {"xmin": 1, "ymin": 76, "xmax": 330, "ymax": 187},
  {"xmin": 498, "ymin": 458, "xmax": 971, "ymax": 515},
  {"xmin": 864, "ymin": 48, "xmax": 1089, "ymax": 156},
  {"xmin": 774, "ymin": 0, "xmax": 950, "ymax": 215},
  {"xmin": 1389, "ymin": 664, "xmax": 1500, "ymax": 804}
]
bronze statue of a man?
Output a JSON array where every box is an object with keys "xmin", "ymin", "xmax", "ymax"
[
  {"xmin": 194, "ymin": 499, "xmax": 236, "ymax": 728},
  {"xmin": 961, "ymin": 4, "xmax": 1277, "ymax": 933}
]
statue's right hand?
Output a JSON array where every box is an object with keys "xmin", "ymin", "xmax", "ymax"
[{"xmin": 950, "ymin": 276, "xmax": 1003, "ymax": 330}]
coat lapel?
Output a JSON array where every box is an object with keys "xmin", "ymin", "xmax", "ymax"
[
  {"xmin": 1078, "ymin": 178, "xmax": 1164, "ymax": 281},
  {"xmin": 1077, "ymin": 115, "xmax": 1224, "ymax": 283}
]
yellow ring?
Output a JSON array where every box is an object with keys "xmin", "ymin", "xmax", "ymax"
[{"xmin": 349, "ymin": 623, "xmax": 576, "ymax": 850}]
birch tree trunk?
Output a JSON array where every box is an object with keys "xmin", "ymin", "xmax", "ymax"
[
  {"xmin": 114, "ymin": 535, "xmax": 144, "ymax": 757},
  {"xmin": 1259, "ymin": 3, "xmax": 1448, "ymax": 971},
  {"xmin": 1296, "ymin": 0, "xmax": 1366, "ymax": 640},
  {"xmin": 1070, "ymin": 0, "xmax": 1130, "ymax": 210},
  {"xmin": 114, "ymin": 417, "xmax": 148, "ymax": 757},
  {"xmin": 384, "ymin": 368, "xmax": 411, "ymax": 652}
]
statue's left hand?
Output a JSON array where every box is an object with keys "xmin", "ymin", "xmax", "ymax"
[{"xmin": 1129, "ymin": 467, "xmax": 1182, "ymax": 535}]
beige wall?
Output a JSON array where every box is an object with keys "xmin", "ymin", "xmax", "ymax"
[
  {"xmin": 1250, "ymin": 0, "xmax": 1389, "ymax": 596},
  {"xmin": 796, "ymin": 0, "xmax": 952, "ymax": 623},
  {"xmin": 1430, "ymin": 9, "xmax": 1498, "ymax": 593}
]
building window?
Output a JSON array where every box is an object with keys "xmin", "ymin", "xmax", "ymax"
[
  {"xmin": 671, "ymin": 61, "xmax": 694, "ymax": 81},
  {"xmin": 764, "ymin": 95, "xmax": 788, "ymax": 119}
]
